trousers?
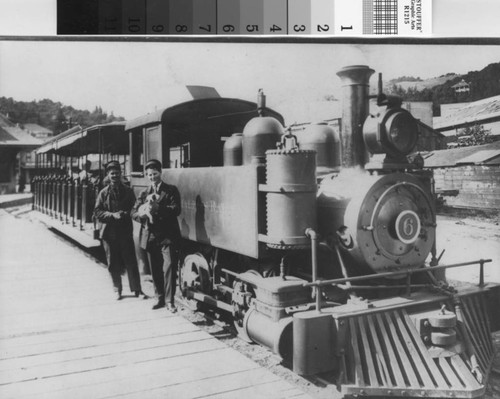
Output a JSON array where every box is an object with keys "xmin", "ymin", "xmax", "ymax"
[
  {"xmin": 146, "ymin": 244, "xmax": 178, "ymax": 304},
  {"xmin": 102, "ymin": 236, "xmax": 141, "ymax": 294}
]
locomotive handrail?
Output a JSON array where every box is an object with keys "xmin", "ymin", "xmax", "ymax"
[{"xmin": 303, "ymin": 259, "xmax": 493, "ymax": 289}]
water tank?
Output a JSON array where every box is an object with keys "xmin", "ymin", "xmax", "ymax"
[
  {"xmin": 242, "ymin": 117, "xmax": 283, "ymax": 165},
  {"xmin": 223, "ymin": 133, "xmax": 243, "ymax": 166}
]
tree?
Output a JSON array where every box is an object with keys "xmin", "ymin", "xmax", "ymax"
[
  {"xmin": 52, "ymin": 108, "xmax": 67, "ymax": 135},
  {"xmin": 455, "ymin": 124, "xmax": 494, "ymax": 147},
  {"xmin": 0, "ymin": 97, "xmax": 125, "ymax": 131}
]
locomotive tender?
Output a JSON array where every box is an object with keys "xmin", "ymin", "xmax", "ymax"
[{"xmin": 33, "ymin": 67, "xmax": 499, "ymax": 398}]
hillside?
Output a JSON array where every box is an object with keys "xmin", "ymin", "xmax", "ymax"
[
  {"xmin": 389, "ymin": 73, "xmax": 460, "ymax": 91},
  {"xmin": 0, "ymin": 97, "xmax": 125, "ymax": 135},
  {"xmin": 386, "ymin": 62, "xmax": 500, "ymax": 116}
]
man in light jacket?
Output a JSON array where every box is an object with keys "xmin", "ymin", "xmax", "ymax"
[{"xmin": 132, "ymin": 159, "xmax": 181, "ymax": 312}]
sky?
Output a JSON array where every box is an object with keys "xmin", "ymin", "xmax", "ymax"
[{"xmin": 1, "ymin": 40, "xmax": 500, "ymax": 123}]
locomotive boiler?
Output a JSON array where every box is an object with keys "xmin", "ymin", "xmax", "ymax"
[{"xmin": 122, "ymin": 68, "xmax": 500, "ymax": 398}]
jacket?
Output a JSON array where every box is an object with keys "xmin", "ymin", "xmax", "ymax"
[
  {"xmin": 131, "ymin": 181, "xmax": 181, "ymax": 249},
  {"xmin": 93, "ymin": 183, "xmax": 136, "ymax": 240}
]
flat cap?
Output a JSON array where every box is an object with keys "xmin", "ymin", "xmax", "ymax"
[
  {"xmin": 145, "ymin": 159, "xmax": 162, "ymax": 171},
  {"xmin": 105, "ymin": 160, "xmax": 121, "ymax": 172}
]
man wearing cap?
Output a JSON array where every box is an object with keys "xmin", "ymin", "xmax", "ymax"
[
  {"xmin": 94, "ymin": 161, "xmax": 144, "ymax": 300},
  {"xmin": 132, "ymin": 159, "xmax": 181, "ymax": 312}
]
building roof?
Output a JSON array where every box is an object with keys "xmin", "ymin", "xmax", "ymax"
[
  {"xmin": 0, "ymin": 114, "xmax": 43, "ymax": 149},
  {"xmin": 22, "ymin": 123, "xmax": 52, "ymax": 134},
  {"xmin": 451, "ymin": 79, "xmax": 470, "ymax": 89},
  {"xmin": 36, "ymin": 122, "xmax": 127, "ymax": 156},
  {"xmin": 457, "ymin": 149, "xmax": 500, "ymax": 165},
  {"xmin": 424, "ymin": 140, "xmax": 500, "ymax": 168},
  {"xmin": 434, "ymin": 95, "xmax": 500, "ymax": 131}
]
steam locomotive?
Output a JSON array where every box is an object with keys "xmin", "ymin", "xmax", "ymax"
[
  {"xmin": 125, "ymin": 65, "xmax": 499, "ymax": 398},
  {"xmin": 33, "ymin": 65, "xmax": 499, "ymax": 398}
]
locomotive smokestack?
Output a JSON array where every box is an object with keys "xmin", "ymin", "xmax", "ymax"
[{"xmin": 336, "ymin": 65, "xmax": 374, "ymax": 169}]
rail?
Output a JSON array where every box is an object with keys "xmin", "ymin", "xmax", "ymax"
[
  {"xmin": 31, "ymin": 174, "xmax": 99, "ymax": 232},
  {"xmin": 304, "ymin": 259, "xmax": 493, "ymax": 312}
]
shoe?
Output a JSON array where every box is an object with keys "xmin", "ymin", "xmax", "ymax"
[
  {"xmin": 166, "ymin": 303, "xmax": 177, "ymax": 313},
  {"xmin": 152, "ymin": 300, "xmax": 165, "ymax": 310},
  {"xmin": 135, "ymin": 290, "xmax": 149, "ymax": 299},
  {"xmin": 116, "ymin": 292, "xmax": 123, "ymax": 301}
]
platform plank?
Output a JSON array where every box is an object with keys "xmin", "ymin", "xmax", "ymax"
[
  {"xmin": 115, "ymin": 369, "xmax": 297, "ymax": 399},
  {"xmin": 13, "ymin": 349, "xmax": 266, "ymax": 399},
  {"xmin": 0, "ymin": 210, "xmax": 312, "ymax": 399},
  {"xmin": 1, "ymin": 348, "xmax": 251, "ymax": 398},
  {"xmin": 1, "ymin": 318, "xmax": 192, "ymax": 359},
  {"xmin": 0, "ymin": 329, "xmax": 208, "ymax": 373}
]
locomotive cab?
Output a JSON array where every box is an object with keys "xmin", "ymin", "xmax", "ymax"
[{"xmin": 126, "ymin": 87, "xmax": 284, "ymax": 180}]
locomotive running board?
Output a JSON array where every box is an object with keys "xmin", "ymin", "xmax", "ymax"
[{"xmin": 333, "ymin": 292, "xmax": 495, "ymax": 398}]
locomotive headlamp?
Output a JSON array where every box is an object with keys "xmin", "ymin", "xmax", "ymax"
[
  {"xmin": 386, "ymin": 110, "xmax": 419, "ymax": 154},
  {"xmin": 363, "ymin": 107, "xmax": 419, "ymax": 159}
]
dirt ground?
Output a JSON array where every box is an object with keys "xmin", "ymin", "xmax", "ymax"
[
  {"xmin": 7, "ymin": 205, "xmax": 500, "ymax": 399},
  {"xmin": 435, "ymin": 210, "xmax": 500, "ymax": 285}
]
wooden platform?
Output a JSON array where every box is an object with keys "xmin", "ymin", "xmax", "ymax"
[
  {"xmin": 0, "ymin": 209, "xmax": 311, "ymax": 399},
  {"xmin": 32, "ymin": 211, "xmax": 101, "ymax": 248}
]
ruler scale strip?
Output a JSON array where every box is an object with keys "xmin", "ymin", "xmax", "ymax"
[{"xmin": 58, "ymin": 0, "xmax": 431, "ymax": 35}]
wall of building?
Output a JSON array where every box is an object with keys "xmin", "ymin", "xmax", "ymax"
[
  {"xmin": 0, "ymin": 149, "xmax": 17, "ymax": 194},
  {"xmin": 434, "ymin": 165, "xmax": 500, "ymax": 210},
  {"xmin": 403, "ymin": 101, "xmax": 433, "ymax": 127}
]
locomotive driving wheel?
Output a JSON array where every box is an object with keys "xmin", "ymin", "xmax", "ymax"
[
  {"xmin": 179, "ymin": 253, "xmax": 210, "ymax": 310},
  {"xmin": 231, "ymin": 270, "xmax": 260, "ymax": 342}
]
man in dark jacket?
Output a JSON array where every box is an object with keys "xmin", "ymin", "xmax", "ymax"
[
  {"xmin": 94, "ymin": 161, "xmax": 143, "ymax": 300},
  {"xmin": 132, "ymin": 159, "xmax": 181, "ymax": 311}
]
